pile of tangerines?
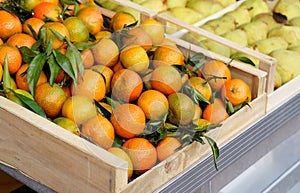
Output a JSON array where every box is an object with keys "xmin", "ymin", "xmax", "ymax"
[{"xmin": 0, "ymin": 0, "xmax": 252, "ymax": 180}]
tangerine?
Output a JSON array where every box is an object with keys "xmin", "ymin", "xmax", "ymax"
[
  {"xmin": 6, "ymin": 33, "xmax": 37, "ymax": 48},
  {"xmin": 34, "ymin": 82, "xmax": 67, "ymax": 118},
  {"xmin": 15, "ymin": 64, "xmax": 47, "ymax": 92},
  {"xmin": 111, "ymin": 69, "xmax": 143, "ymax": 102},
  {"xmin": 71, "ymin": 69, "xmax": 106, "ymax": 102},
  {"xmin": 156, "ymin": 137, "xmax": 181, "ymax": 162},
  {"xmin": 203, "ymin": 98, "xmax": 229, "ymax": 124},
  {"xmin": 137, "ymin": 90, "xmax": 169, "ymax": 120},
  {"xmin": 0, "ymin": 10, "xmax": 22, "ymax": 40},
  {"xmin": 61, "ymin": 95, "xmax": 97, "ymax": 125},
  {"xmin": 110, "ymin": 12, "xmax": 137, "ymax": 31},
  {"xmin": 81, "ymin": 114, "xmax": 115, "ymax": 150},
  {"xmin": 22, "ymin": 18, "xmax": 45, "ymax": 37},
  {"xmin": 90, "ymin": 64, "xmax": 114, "ymax": 94},
  {"xmin": 33, "ymin": 2, "xmax": 62, "ymax": 21},
  {"xmin": 150, "ymin": 65, "xmax": 182, "ymax": 95},
  {"xmin": 121, "ymin": 27, "xmax": 152, "ymax": 50},
  {"xmin": 76, "ymin": 6, "xmax": 103, "ymax": 35},
  {"xmin": 63, "ymin": 16, "xmax": 89, "ymax": 42},
  {"xmin": 53, "ymin": 117, "xmax": 80, "ymax": 136},
  {"xmin": 186, "ymin": 76, "xmax": 212, "ymax": 101},
  {"xmin": 91, "ymin": 38, "xmax": 119, "ymax": 67},
  {"xmin": 122, "ymin": 138, "xmax": 157, "ymax": 174},
  {"xmin": 120, "ymin": 45, "xmax": 149, "ymax": 74},
  {"xmin": 0, "ymin": 44, "xmax": 22, "ymax": 74},
  {"xmin": 41, "ymin": 21, "xmax": 70, "ymax": 49},
  {"xmin": 110, "ymin": 103, "xmax": 145, "ymax": 138},
  {"xmin": 152, "ymin": 45, "xmax": 185, "ymax": 67},
  {"xmin": 201, "ymin": 60, "xmax": 231, "ymax": 92},
  {"xmin": 221, "ymin": 78, "xmax": 252, "ymax": 106}
]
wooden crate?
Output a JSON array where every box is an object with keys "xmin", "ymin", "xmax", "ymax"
[
  {"xmin": 0, "ymin": 39, "xmax": 267, "ymax": 193},
  {"xmin": 0, "ymin": 2, "xmax": 268, "ymax": 193}
]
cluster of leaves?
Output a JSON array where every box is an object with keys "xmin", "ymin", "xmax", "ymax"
[{"xmin": 0, "ymin": 56, "xmax": 47, "ymax": 118}]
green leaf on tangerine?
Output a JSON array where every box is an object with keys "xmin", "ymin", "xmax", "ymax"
[
  {"xmin": 13, "ymin": 90, "xmax": 47, "ymax": 118},
  {"xmin": 53, "ymin": 49, "xmax": 76, "ymax": 85},
  {"xmin": 27, "ymin": 53, "xmax": 47, "ymax": 96},
  {"xmin": 48, "ymin": 54, "xmax": 61, "ymax": 86}
]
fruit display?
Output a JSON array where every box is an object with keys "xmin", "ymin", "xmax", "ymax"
[
  {"xmin": 180, "ymin": 0, "xmax": 300, "ymax": 90},
  {"xmin": 96, "ymin": 0, "xmax": 237, "ymax": 33},
  {"xmin": 0, "ymin": 0, "xmax": 267, "ymax": 192}
]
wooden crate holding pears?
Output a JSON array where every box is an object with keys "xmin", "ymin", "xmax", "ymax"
[
  {"xmin": 165, "ymin": 0, "xmax": 300, "ymax": 112},
  {"xmin": 0, "ymin": 3, "xmax": 267, "ymax": 193}
]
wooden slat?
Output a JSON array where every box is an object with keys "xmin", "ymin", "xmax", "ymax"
[{"xmin": 0, "ymin": 97, "xmax": 128, "ymax": 193}]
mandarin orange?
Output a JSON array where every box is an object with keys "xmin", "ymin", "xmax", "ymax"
[
  {"xmin": 110, "ymin": 103, "xmax": 145, "ymax": 138},
  {"xmin": 122, "ymin": 138, "xmax": 157, "ymax": 174}
]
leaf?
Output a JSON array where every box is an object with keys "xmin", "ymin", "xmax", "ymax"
[
  {"xmin": 113, "ymin": 135, "xmax": 123, "ymax": 148},
  {"xmin": 65, "ymin": 46, "xmax": 78, "ymax": 83},
  {"xmin": 232, "ymin": 55, "xmax": 256, "ymax": 66},
  {"xmin": 50, "ymin": 28, "xmax": 65, "ymax": 41},
  {"xmin": 48, "ymin": 54, "xmax": 61, "ymax": 86},
  {"xmin": 204, "ymin": 135, "xmax": 219, "ymax": 171},
  {"xmin": 19, "ymin": 46, "xmax": 40, "ymax": 64},
  {"xmin": 39, "ymin": 26, "xmax": 47, "ymax": 44},
  {"xmin": 74, "ymin": 41, "xmax": 99, "ymax": 51},
  {"xmin": 94, "ymin": 100, "xmax": 111, "ymax": 119},
  {"xmin": 12, "ymin": 90, "xmax": 47, "ymax": 118},
  {"xmin": 105, "ymin": 96, "xmax": 119, "ymax": 109},
  {"xmin": 26, "ymin": 23, "xmax": 39, "ymax": 40},
  {"xmin": 27, "ymin": 53, "xmax": 47, "ymax": 96},
  {"xmin": 225, "ymin": 98, "xmax": 235, "ymax": 115},
  {"xmin": 66, "ymin": 38, "xmax": 84, "ymax": 79},
  {"xmin": 3, "ymin": 55, "xmax": 11, "ymax": 91},
  {"xmin": 189, "ymin": 52, "xmax": 205, "ymax": 65},
  {"xmin": 53, "ymin": 49, "xmax": 76, "ymax": 84}
]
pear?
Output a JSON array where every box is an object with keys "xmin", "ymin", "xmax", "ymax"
[
  {"xmin": 200, "ymin": 39, "xmax": 231, "ymax": 58},
  {"xmin": 168, "ymin": 7, "xmax": 204, "ymax": 24},
  {"xmin": 252, "ymin": 13, "xmax": 283, "ymax": 31},
  {"xmin": 213, "ymin": 0, "xmax": 236, "ymax": 7},
  {"xmin": 270, "ymin": 49, "xmax": 300, "ymax": 84},
  {"xmin": 221, "ymin": 29, "xmax": 248, "ymax": 55},
  {"xmin": 96, "ymin": 0, "xmax": 119, "ymax": 10},
  {"xmin": 140, "ymin": 0, "xmax": 167, "ymax": 13},
  {"xmin": 275, "ymin": 0, "xmax": 300, "ymax": 7},
  {"xmin": 166, "ymin": 7, "xmax": 204, "ymax": 33},
  {"xmin": 240, "ymin": 0, "xmax": 270, "ymax": 18},
  {"xmin": 225, "ymin": 6, "xmax": 251, "ymax": 27},
  {"xmin": 290, "ymin": 16, "xmax": 300, "ymax": 28},
  {"xmin": 288, "ymin": 45, "xmax": 300, "ymax": 54},
  {"xmin": 273, "ymin": 1, "xmax": 300, "ymax": 20},
  {"xmin": 186, "ymin": 0, "xmax": 223, "ymax": 17},
  {"xmin": 268, "ymin": 26, "xmax": 300, "ymax": 48},
  {"xmin": 274, "ymin": 70, "xmax": 282, "ymax": 89},
  {"xmin": 238, "ymin": 20, "xmax": 268, "ymax": 45},
  {"xmin": 166, "ymin": 0, "xmax": 188, "ymax": 9},
  {"xmin": 204, "ymin": 15, "xmax": 237, "ymax": 35},
  {"xmin": 251, "ymin": 37, "xmax": 289, "ymax": 55}
]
